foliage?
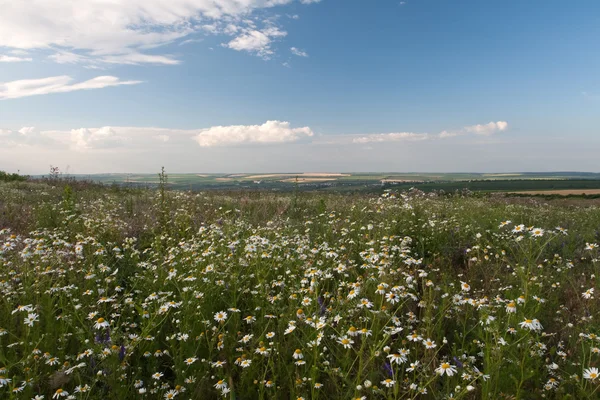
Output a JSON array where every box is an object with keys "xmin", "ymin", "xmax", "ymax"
[{"xmin": 0, "ymin": 170, "xmax": 28, "ymax": 182}]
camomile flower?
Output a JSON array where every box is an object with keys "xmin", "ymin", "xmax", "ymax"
[
  {"xmin": 423, "ymin": 338, "xmax": 436, "ymax": 349},
  {"xmin": 184, "ymin": 357, "xmax": 197, "ymax": 365},
  {"xmin": 214, "ymin": 380, "xmax": 227, "ymax": 390},
  {"xmin": 214, "ymin": 311, "xmax": 228, "ymax": 322},
  {"xmin": 505, "ymin": 301, "xmax": 516, "ymax": 313},
  {"xmin": 337, "ymin": 336, "xmax": 354, "ymax": 349},
  {"xmin": 94, "ymin": 318, "xmax": 109, "ymax": 330},
  {"xmin": 293, "ymin": 349, "xmax": 304, "ymax": 359},
  {"xmin": 381, "ymin": 379, "xmax": 395, "ymax": 388},
  {"xmin": 53, "ymin": 389, "xmax": 69, "ymax": 398},
  {"xmin": 582, "ymin": 288, "xmax": 594, "ymax": 299},
  {"xmin": 512, "ymin": 224, "xmax": 525, "ymax": 233},
  {"xmin": 530, "ymin": 228, "xmax": 544, "ymax": 237},
  {"xmin": 519, "ymin": 318, "xmax": 543, "ymax": 332},
  {"xmin": 435, "ymin": 362, "xmax": 458, "ymax": 376},
  {"xmin": 239, "ymin": 359, "xmax": 252, "ymax": 368},
  {"xmin": 460, "ymin": 282, "xmax": 471, "ymax": 292},
  {"xmin": 584, "ymin": 367, "xmax": 599, "ymax": 381}
]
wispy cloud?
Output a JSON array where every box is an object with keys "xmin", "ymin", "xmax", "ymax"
[
  {"xmin": 351, "ymin": 121, "xmax": 509, "ymax": 144},
  {"xmin": 463, "ymin": 121, "xmax": 508, "ymax": 136},
  {"xmin": 353, "ymin": 132, "xmax": 429, "ymax": 144},
  {"xmin": 0, "ymin": 55, "xmax": 33, "ymax": 62},
  {"xmin": 0, "ymin": 0, "xmax": 321, "ymax": 65},
  {"xmin": 0, "ymin": 76, "xmax": 143, "ymax": 100},
  {"xmin": 290, "ymin": 47, "xmax": 309, "ymax": 57}
]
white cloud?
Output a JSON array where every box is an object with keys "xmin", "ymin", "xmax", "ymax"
[
  {"xmin": 300, "ymin": 0, "xmax": 322, "ymax": 3},
  {"xmin": 3, "ymin": 121, "xmax": 314, "ymax": 150},
  {"xmin": 0, "ymin": 126, "xmax": 58, "ymax": 147},
  {"xmin": 353, "ymin": 132, "xmax": 429, "ymax": 144},
  {"xmin": 0, "ymin": 55, "xmax": 33, "ymax": 62},
  {"xmin": 290, "ymin": 47, "xmax": 308, "ymax": 57},
  {"xmin": 226, "ymin": 27, "xmax": 287, "ymax": 58},
  {"xmin": 0, "ymin": 0, "xmax": 320, "ymax": 64},
  {"xmin": 70, "ymin": 127, "xmax": 130, "ymax": 150},
  {"xmin": 351, "ymin": 120, "xmax": 509, "ymax": 144},
  {"xmin": 0, "ymin": 75, "xmax": 143, "ymax": 100},
  {"xmin": 463, "ymin": 121, "xmax": 508, "ymax": 136},
  {"xmin": 194, "ymin": 120, "xmax": 313, "ymax": 147}
]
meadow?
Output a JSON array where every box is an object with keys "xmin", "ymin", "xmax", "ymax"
[{"xmin": 1, "ymin": 176, "xmax": 600, "ymax": 399}]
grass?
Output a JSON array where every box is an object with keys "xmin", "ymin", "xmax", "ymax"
[{"xmin": 0, "ymin": 177, "xmax": 600, "ymax": 399}]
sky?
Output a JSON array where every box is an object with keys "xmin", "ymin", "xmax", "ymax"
[{"xmin": 1, "ymin": 0, "xmax": 599, "ymax": 174}]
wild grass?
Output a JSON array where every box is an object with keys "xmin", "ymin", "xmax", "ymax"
[{"xmin": 0, "ymin": 178, "xmax": 599, "ymax": 399}]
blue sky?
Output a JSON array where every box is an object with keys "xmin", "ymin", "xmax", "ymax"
[{"xmin": 1, "ymin": 0, "xmax": 599, "ymax": 174}]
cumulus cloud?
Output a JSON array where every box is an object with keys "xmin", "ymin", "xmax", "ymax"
[
  {"xmin": 194, "ymin": 120, "xmax": 314, "ymax": 147},
  {"xmin": 0, "ymin": 0, "xmax": 320, "ymax": 64},
  {"xmin": 0, "ymin": 75, "xmax": 143, "ymax": 100},
  {"xmin": 2, "ymin": 121, "xmax": 315, "ymax": 150},
  {"xmin": 290, "ymin": 47, "xmax": 308, "ymax": 57},
  {"xmin": 0, "ymin": 126, "xmax": 58, "ymax": 147},
  {"xmin": 70, "ymin": 127, "xmax": 131, "ymax": 151},
  {"xmin": 0, "ymin": 55, "xmax": 33, "ymax": 62},
  {"xmin": 464, "ymin": 121, "xmax": 508, "ymax": 136},
  {"xmin": 353, "ymin": 132, "xmax": 429, "ymax": 144}
]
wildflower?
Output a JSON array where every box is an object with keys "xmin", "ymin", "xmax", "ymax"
[
  {"xmin": 52, "ymin": 389, "xmax": 69, "ymax": 398},
  {"xmin": 239, "ymin": 359, "xmax": 252, "ymax": 368},
  {"xmin": 423, "ymin": 338, "xmax": 436, "ymax": 349},
  {"xmin": 164, "ymin": 390, "xmax": 178, "ymax": 399},
  {"xmin": 214, "ymin": 380, "xmax": 227, "ymax": 389},
  {"xmin": 23, "ymin": 313, "xmax": 39, "ymax": 327},
  {"xmin": 293, "ymin": 349, "xmax": 304, "ymax": 359},
  {"xmin": 530, "ymin": 228, "xmax": 544, "ymax": 237},
  {"xmin": 582, "ymin": 288, "xmax": 594, "ymax": 299},
  {"xmin": 387, "ymin": 352, "xmax": 408, "ymax": 365},
  {"xmin": 435, "ymin": 362, "xmax": 458, "ymax": 376},
  {"xmin": 519, "ymin": 318, "xmax": 543, "ymax": 332},
  {"xmin": 512, "ymin": 224, "xmax": 525, "ymax": 233},
  {"xmin": 460, "ymin": 282, "xmax": 471, "ymax": 292},
  {"xmin": 152, "ymin": 372, "xmax": 163, "ymax": 380},
  {"xmin": 184, "ymin": 357, "xmax": 197, "ymax": 365},
  {"xmin": 94, "ymin": 318, "xmax": 109, "ymax": 330},
  {"xmin": 584, "ymin": 367, "xmax": 599, "ymax": 381},
  {"xmin": 214, "ymin": 311, "xmax": 228, "ymax": 322},
  {"xmin": 505, "ymin": 301, "xmax": 516, "ymax": 313},
  {"xmin": 337, "ymin": 336, "xmax": 354, "ymax": 349},
  {"xmin": 0, "ymin": 376, "xmax": 11, "ymax": 387},
  {"xmin": 381, "ymin": 379, "xmax": 395, "ymax": 388}
]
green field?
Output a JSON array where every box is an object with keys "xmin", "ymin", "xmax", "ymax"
[
  {"xmin": 1, "ymin": 177, "xmax": 600, "ymax": 399},
  {"xmin": 54, "ymin": 171, "xmax": 600, "ymax": 194}
]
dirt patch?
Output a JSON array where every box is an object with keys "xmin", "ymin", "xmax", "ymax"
[
  {"xmin": 246, "ymin": 173, "xmax": 350, "ymax": 179},
  {"xmin": 280, "ymin": 178, "xmax": 336, "ymax": 183}
]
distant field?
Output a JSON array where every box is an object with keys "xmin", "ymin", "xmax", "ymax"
[
  {"xmin": 510, "ymin": 189, "xmax": 600, "ymax": 195},
  {"xmin": 57, "ymin": 171, "xmax": 600, "ymax": 193}
]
